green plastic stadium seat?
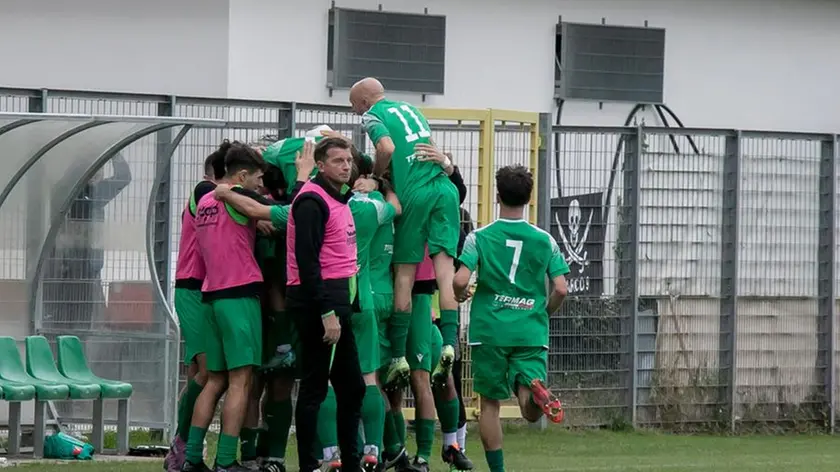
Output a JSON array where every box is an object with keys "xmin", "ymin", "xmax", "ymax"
[
  {"xmin": 0, "ymin": 378, "xmax": 34, "ymax": 401},
  {"xmin": 0, "ymin": 336, "xmax": 67, "ymax": 400},
  {"xmin": 26, "ymin": 336, "xmax": 101, "ymax": 400},
  {"xmin": 56, "ymin": 336, "xmax": 133, "ymax": 399}
]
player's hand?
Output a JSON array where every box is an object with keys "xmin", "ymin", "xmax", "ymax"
[
  {"xmin": 415, "ymin": 143, "xmax": 453, "ymax": 174},
  {"xmin": 295, "ymin": 140, "xmax": 316, "ymax": 180},
  {"xmin": 353, "ymin": 177, "xmax": 378, "ymax": 193},
  {"xmin": 456, "ymin": 284, "xmax": 476, "ymax": 303},
  {"xmin": 214, "ymin": 183, "xmax": 233, "ymax": 199},
  {"xmin": 320, "ymin": 130, "xmax": 352, "ymax": 143},
  {"xmin": 256, "ymin": 220, "xmax": 276, "ymax": 235},
  {"xmin": 322, "ymin": 312, "xmax": 341, "ymax": 345}
]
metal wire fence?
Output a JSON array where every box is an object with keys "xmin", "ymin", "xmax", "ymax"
[
  {"xmin": 545, "ymin": 125, "xmax": 839, "ymax": 431},
  {"xmin": 1, "ymin": 87, "xmax": 839, "ymax": 436}
]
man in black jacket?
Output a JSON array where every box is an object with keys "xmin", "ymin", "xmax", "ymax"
[{"xmin": 286, "ymin": 138, "xmax": 366, "ymax": 472}]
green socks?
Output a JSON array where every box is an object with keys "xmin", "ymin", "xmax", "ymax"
[
  {"xmin": 394, "ymin": 410, "xmax": 406, "ymax": 447},
  {"xmin": 185, "ymin": 426, "xmax": 208, "ymax": 465},
  {"xmin": 239, "ymin": 428, "xmax": 259, "ymax": 462},
  {"xmin": 361, "ymin": 385, "xmax": 386, "ymax": 458},
  {"xmin": 414, "ymin": 418, "xmax": 435, "ymax": 461},
  {"xmin": 439, "ymin": 309, "xmax": 459, "ymax": 347},
  {"xmin": 435, "ymin": 396, "xmax": 460, "ymax": 446},
  {"xmin": 263, "ymin": 399, "xmax": 294, "ymax": 459},
  {"xmin": 389, "ymin": 311, "xmax": 411, "ymax": 358},
  {"xmin": 177, "ymin": 379, "xmax": 204, "ymax": 442},
  {"xmin": 383, "ymin": 412, "xmax": 402, "ymax": 455},
  {"xmin": 317, "ymin": 387, "xmax": 339, "ymax": 448},
  {"xmin": 486, "ymin": 449, "xmax": 505, "ymax": 472},
  {"xmin": 216, "ymin": 433, "xmax": 239, "ymax": 468}
]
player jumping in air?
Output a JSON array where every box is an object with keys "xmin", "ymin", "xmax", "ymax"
[
  {"xmin": 350, "ymin": 78, "xmax": 462, "ymax": 394},
  {"xmin": 453, "ymin": 165, "xmax": 569, "ymax": 472}
]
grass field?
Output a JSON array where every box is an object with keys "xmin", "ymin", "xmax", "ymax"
[{"xmin": 10, "ymin": 424, "xmax": 840, "ymax": 472}]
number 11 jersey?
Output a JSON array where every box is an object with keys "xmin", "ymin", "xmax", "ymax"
[
  {"xmin": 362, "ymin": 99, "xmax": 444, "ymax": 196},
  {"xmin": 459, "ymin": 218, "xmax": 570, "ymax": 347}
]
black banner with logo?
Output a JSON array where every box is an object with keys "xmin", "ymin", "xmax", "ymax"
[{"xmin": 549, "ymin": 192, "xmax": 606, "ymax": 296}]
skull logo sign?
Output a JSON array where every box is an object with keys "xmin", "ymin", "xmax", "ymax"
[{"xmin": 555, "ymin": 198, "xmax": 592, "ymax": 274}]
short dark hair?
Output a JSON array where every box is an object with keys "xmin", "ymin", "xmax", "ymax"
[
  {"xmin": 205, "ymin": 140, "xmax": 230, "ymax": 180},
  {"xmin": 496, "ymin": 165, "xmax": 533, "ymax": 207},
  {"xmin": 224, "ymin": 141, "xmax": 265, "ymax": 176},
  {"xmin": 314, "ymin": 137, "xmax": 351, "ymax": 162},
  {"xmin": 355, "ymin": 151, "xmax": 373, "ymax": 176},
  {"xmin": 262, "ymin": 163, "xmax": 287, "ymax": 195}
]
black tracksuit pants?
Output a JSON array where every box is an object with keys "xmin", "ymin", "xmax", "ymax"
[{"xmin": 288, "ymin": 287, "xmax": 365, "ymax": 471}]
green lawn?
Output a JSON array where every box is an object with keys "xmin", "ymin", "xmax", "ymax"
[{"xmin": 12, "ymin": 425, "xmax": 840, "ymax": 472}]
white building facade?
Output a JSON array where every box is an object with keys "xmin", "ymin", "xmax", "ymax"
[{"xmin": 2, "ymin": 0, "xmax": 838, "ymax": 132}]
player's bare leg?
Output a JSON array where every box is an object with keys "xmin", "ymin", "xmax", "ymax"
[
  {"xmin": 183, "ymin": 371, "xmax": 227, "ymax": 472},
  {"xmin": 521, "ymin": 380, "xmax": 564, "ymax": 424},
  {"xmin": 216, "ymin": 366, "xmax": 255, "ymax": 471},
  {"xmin": 431, "ymin": 253, "xmax": 457, "ymax": 385},
  {"xmin": 386, "ymin": 264, "xmax": 417, "ymax": 390}
]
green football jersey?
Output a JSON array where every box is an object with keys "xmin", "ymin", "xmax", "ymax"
[
  {"xmin": 262, "ymin": 136, "xmax": 323, "ymax": 194},
  {"xmin": 369, "ymin": 194, "xmax": 396, "ymax": 295},
  {"xmin": 459, "ymin": 218, "xmax": 570, "ymax": 347},
  {"xmin": 361, "ymin": 99, "xmax": 445, "ymax": 196},
  {"xmin": 349, "ymin": 191, "xmax": 397, "ymax": 312}
]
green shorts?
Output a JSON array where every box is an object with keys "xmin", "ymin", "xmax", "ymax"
[
  {"xmin": 407, "ymin": 294, "xmax": 432, "ymax": 372},
  {"xmin": 471, "ymin": 345, "xmax": 548, "ymax": 401},
  {"xmin": 373, "ymin": 293, "xmax": 394, "ymax": 369},
  {"xmin": 262, "ymin": 310, "xmax": 301, "ymax": 376},
  {"xmin": 174, "ymin": 288, "xmax": 214, "ymax": 364},
  {"xmin": 352, "ymin": 310, "xmax": 380, "ymax": 375},
  {"xmin": 205, "ymin": 297, "xmax": 263, "ymax": 372},
  {"xmin": 430, "ymin": 324, "xmax": 443, "ymax": 372},
  {"xmin": 393, "ymin": 178, "xmax": 460, "ymax": 264}
]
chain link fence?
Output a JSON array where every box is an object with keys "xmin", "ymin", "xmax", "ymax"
[
  {"xmin": 2, "ymin": 87, "xmax": 839, "ymax": 437},
  {"xmin": 546, "ymin": 125, "xmax": 839, "ymax": 431}
]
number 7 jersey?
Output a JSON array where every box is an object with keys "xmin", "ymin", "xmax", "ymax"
[
  {"xmin": 362, "ymin": 99, "xmax": 445, "ymax": 196},
  {"xmin": 459, "ymin": 218, "xmax": 571, "ymax": 347}
]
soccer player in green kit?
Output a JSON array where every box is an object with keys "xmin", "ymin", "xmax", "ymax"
[
  {"xmin": 350, "ymin": 78, "xmax": 462, "ymax": 393},
  {"xmin": 453, "ymin": 165, "xmax": 569, "ymax": 472},
  {"xmin": 334, "ymin": 153, "xmax": 402, "ymax": 472}
]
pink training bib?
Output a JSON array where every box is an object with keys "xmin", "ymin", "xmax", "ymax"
[
  {"xmin": 194, "ymin": 193, "xmax": 263, "ymax": 292},
  {"xmin": 287, "ymin": 180, "xmax": 358, "ymax": 285},
  {"xmin": 175, "ymin": 196, "xmax": 205, "ymax": 282}
]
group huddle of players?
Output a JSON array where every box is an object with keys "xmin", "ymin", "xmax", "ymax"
[{"xmin": 164, "ymin": 78, "xmax": 570, "ymax": 472}]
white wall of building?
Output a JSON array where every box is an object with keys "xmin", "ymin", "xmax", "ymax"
[
  {"xmin": 0, "ymin": 0, "xmax": 230, "ymax": 97},
  {"xmin": 230, "ymin": 0, "xmax": 840, "ymax": 133},
  {"xmin": 1, "ymin": 0, "xmax": 837, "ymax": 132}
]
